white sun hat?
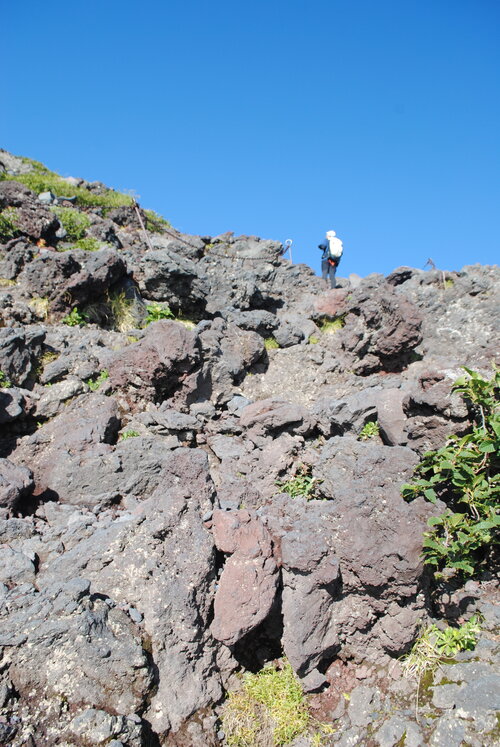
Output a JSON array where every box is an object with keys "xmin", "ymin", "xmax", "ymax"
[{"xmin": 326, "ymin": 230, "xmax": 336, "ymax": 238}]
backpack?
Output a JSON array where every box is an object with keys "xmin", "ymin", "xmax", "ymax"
[{"xmin": 328, "ymin": 236, "xmax": 343, "ymax": 260}]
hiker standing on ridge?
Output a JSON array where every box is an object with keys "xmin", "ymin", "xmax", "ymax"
[{"xmin": 319, "ymin": 230, "xmax": 343, "ymax": 289}]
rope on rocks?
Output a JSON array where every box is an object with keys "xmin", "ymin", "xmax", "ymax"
[{"xmin": 134, "ymin": 202, "xmax": 288, "ymax": 263}]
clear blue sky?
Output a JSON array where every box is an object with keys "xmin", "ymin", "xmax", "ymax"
[{"xmin": 3, "ymin": 0, "xmax": 499, "ymax": 278}]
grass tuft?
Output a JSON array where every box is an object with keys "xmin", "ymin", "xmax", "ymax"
[
  {"xmin": 264, "ymin": 337, "xmax": 280, "ymax": 350},
  {"xmin": 222, "ymin": 660, "xmax": 311, "ymax": 746},
  {"xmin": 108, "ymin": 291, "xmax": 137, "ymax": 332},
  {"xmin": 1, "ymin": 162, "xmax": 134, "ymax": 209},
  {"xmin": 143, "ymin": 209, "xmax": 171, "ymax": 233},
  {"xmin": 319, "ymin": 315, "xmax": 345, "ymax": 334}
]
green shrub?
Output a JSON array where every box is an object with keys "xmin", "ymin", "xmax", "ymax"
[
  {"xmin": 86, "ymin": 370, "xmax": 109, "ymax": 391},
  {"xmin": 0, "ymin": 370, "xmax": 12, "ymax": 388},
  {"xmin": 143, "ymin": 209, "xmax": 171, "ymax": 233},
  {"xmin": 358, "ymin": 421, "xmax": 380, "ymax": 441},
  {"xmin": 145, "ymin": 302, "xmax": 174, "ymax": 324},
  {"xmin": 61, "ymin": 308, "xmax": 87, "ymax": 326},
  {"xmin": 276, "ymin": 465, "xmax": 321, "ymax": 500},
  {"xmin": 402, "ymin": 367, "xmax": 499, "ymax": 577},
  {"xmin": 221, "ymin": 660, "xmax": 312, "ymax": 746},
  {"xmin": 0, "ymin": 208, "xmax": 20, "ymax": 241},
  {"xmin": 51, "ymin": 207, "xmax": 90, "ymax": 241}
]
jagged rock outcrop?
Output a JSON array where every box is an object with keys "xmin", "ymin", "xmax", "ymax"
[{"xmin": 0, "ymin": 150, "xmax": 498, "ymax": 746}]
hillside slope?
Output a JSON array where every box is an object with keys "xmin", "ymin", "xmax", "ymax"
[{"xmin": 0, "ymin": 150, "xmax": 498, "ymax": 746}]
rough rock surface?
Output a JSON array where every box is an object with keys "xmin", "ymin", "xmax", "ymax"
[{"xmin": 0, "ymin": 151, "xmax": 498, "ymax": 746}]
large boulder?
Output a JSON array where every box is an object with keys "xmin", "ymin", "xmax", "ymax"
[
  {"xmin": 211, "ymin": 509, "xmax": 279, "ymax": 646},
  {"xmin": 12, "ymin": 394, "xmax": 121, "ymax": 505},
  {"xmin": 32, "ymin": 448, "xmax": 223, "ymax": 735},
  {"xmin": 107, "ymin": 320, "xmax": 200, "ymax": 406}
]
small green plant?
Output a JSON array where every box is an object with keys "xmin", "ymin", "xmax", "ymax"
[
  {"xmin": 120, "ymin": 429, "xmax": 140, "ymax": 440},
  {"xmin": 221, "ymin": 660, "xmax": 311, "ymax": 746},
  {"xmin": 276, "ymin": 464, "xmax": 321, "ymax": 500},
  {"xmin": 0, "ymin": 208, "xmax": 20, "ymax": 241},
  {"xmin": 145, "ymin": 302, "xmax": 175, "ymax": 324},
  {"xmin": 143, "ymin": 209, "xmax": 171, "ymax": 233},
  {"xmin": 61, "ymin": 308, "xmax": 87, "ymax": 326},
  {"xmin": 264, "ymin": 336, "xmax": 280, "ymax": 350},
  {"xmin": 358, "ymin": 421, "xmax": 380, "ymax": 441},
  {"xmin": 308, "ymin": 335, "xmax": 320, "ymax": 344},
  {"xmin": 108, "ymin": 291, "xmax": 137, "ymax": 332},
  {"xmin": 73, "ymin": 237, "xmax": 105, "ymax": 252},
  {"xmin": 319, "ymin": 315, "xmax": 345, "ymax": 334},
  {"xmin": 402, "ymin": 615, "xmax": 482, "ymax": 680},
  {"xmin": 86, "ymin": 370, "xmax": 109, "ymax": 391},
  {"xmin": 51, "ymin": 207, "xmax": 90, "ymax": 241},
  {"xmin": 402, "ymin": 367, "xmax": 499, "ymax": 577},
  {"xmin": 0, "ymin": 370, "xmax": 12, "ymax": 388}
]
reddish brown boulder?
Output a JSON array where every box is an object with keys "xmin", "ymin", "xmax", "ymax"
[{"xmin": 211, "ymin": 509, "xmax": 278, "ymax": 646}]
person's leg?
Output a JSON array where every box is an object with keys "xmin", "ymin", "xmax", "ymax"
[
  {"xmin": 330, "ymin": 263, "xmax": 337, "ymax": 288},
  {"xmin": 321, "ymin": 259, "xmax": 329, "ymax": 285}
]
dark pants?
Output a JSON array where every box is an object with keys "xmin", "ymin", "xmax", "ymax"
[{"xmin": 322, "ymin": 258, "xmax": 339, "ymax": 289}]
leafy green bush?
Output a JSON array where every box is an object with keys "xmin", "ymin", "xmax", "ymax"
[
  {"xmin": 358, "ymin": 421, "xmax": 380, "ymax": 441},
  {"xmin": 86, "ymin": 370, "xmax": 109, "ymax": 391},
  {"xmin": 402, "ymin": 367, "xmax": 499, "ymax": 577},
  {"xmin": 51, "ymin": 207, "xmax": 90, "ymax": 241},
  {"xmin": 402, "ymin": 614, "xmax": 481, "ymax": 680},
  {"xmin": 0, "ymin": 208, "xmax": 20, "ymax": 241},
  {"xmin": 276, "ymin": 465, "xmax": 321, "ymax": 500},
  {"xmin": 61, "ymin": 308, "xmax": 87, "ymax": 327},
  {"xmin": 0, "ymin": 370, "xmax": 12, "ymax": 388},
  {"xmin": 145, "ymin": 302, "xmax": 174, "ymax": 324},
  {"xmin": 221, "ymin": 660, "xmax": 313, "ymax": 746}
]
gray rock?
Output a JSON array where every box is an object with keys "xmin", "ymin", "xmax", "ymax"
[
  {"xmin": 429, "ymin": 714, "xmax": 466, "ymax": 746},
  {"xmin": 0, "ymin": 546, "xmax": 36, "ymax": 585},
  {"xmin": 374, "ymin": 715, "xmax": 423, "ymax": 747},
  {"xmin": 69, "ymin": 708, "xmax": 143, "ymax": 746},
  {"xmin": 347, "ymin": 685, "xmax": 383, "ymax": 727},
  {"xmin": 0, "ymin": 458, "xmax": 34, "ymax": 516},
  {"xmin": 0, "ymin": 326, "xmax": 45, "ymax": 387}
]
